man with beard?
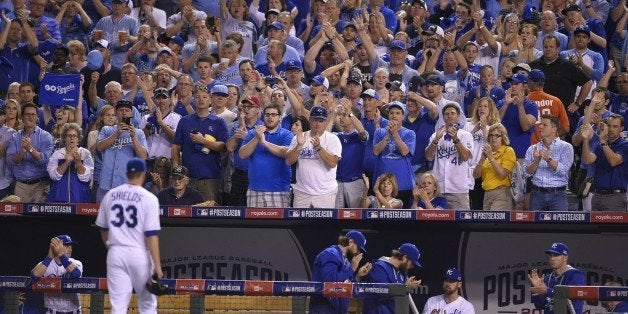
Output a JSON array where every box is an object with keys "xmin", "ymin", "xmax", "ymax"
[
  {"xmin": 362, "ymin": 243, "xmax": 423, "ymax": 314},
  {"xmin": 309, "ymin": 230, "xmax": 372, "ymax": 314},
  {"xmin": 529, "ymin": 242, "xmax": 585, "ymax": 314},
  {"xmin": 422, "ymin": 268, "xmax": 475, "ymax": 313},
  {"xmin": 239, "ymin": 104, "xmax": 294, "ymax": 208}
]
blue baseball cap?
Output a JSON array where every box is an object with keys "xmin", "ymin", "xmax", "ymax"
[
  {"xmin": 489, "ymin": 87, "xmax": 505, "ymax": 103},
  {"xmin": 388, "ymin": 101, "xmax": 407, "ymax": 116},
  {"xmin": 347, "ymin": 74, "xmax": 362, "ymax": 85},
  {"xmin": 389, "ymin": 39, "xmax": 407, "ymax": 50},
  {"xmin": 425, "ymin": 73, "xmax": 446, "ymax": 86},
  {"xmin": 286, "ymin": 59, "xmax": 302, "ymax": 70},
  {"xmin": 57, "ymin": 234, "xmax": 78, "ymax": 245},
  {"xmin": 310, "ymin": 75, "xmax": 329, "ymax": 89},
  {"xmin": 444, "ymin": 268, "xmax": 462, "ymax": 281},
  {"xmin": 511, "ymin": 72, "xmax": 529, "ymax": 84},
  {"xmin": 310, "ymin": 106, "xmax": 328, "ymax": 120},
  {"xmin": 346, "ymin": 230, "xmax": 367, "ymax": 253},
  {"xmin": 529, "ymin": 69, "xmax": 545, "ymax": 83},
  {"xmin": 545, "ymin": 242, "xmax": 569, "ymax": 255},
  {"xmin": 38, "ymin": 39, "xmax": 59, "ymax": 63},
  {"xmin": 399, "ymin": 243, "xmax": 422, "ymax": 268},
  {"xmin": 171, "ymin": 35, "xmax": 185, "ymax": 47},
  {"xmin": 127, "ymin": 157, "xmax": 147, "ymax": 173},
  {"xmin": 268, "ymin": 21, "xmax": 284, "ymax": 31},
  {"xmin": 87, "ymin": 50, "xmax": 103, "ymax": 71},
  {"xmin": 211, "ymin": 84, "xmax": 229, "ymax": 96},
  {"xmin": 573, "ymin": 25, "xmax": 590, "ymax": 37}
]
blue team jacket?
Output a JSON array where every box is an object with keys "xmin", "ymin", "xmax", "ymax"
[
  {"xmin": 362, "ymin": 257, "xmax": 408, "ymax": 314},
  {"xmin": 531, "ymin": 266, "xmax": 586, "ymax": 314},
  {"xmin": 309, "ymin": 245, "xmax": 355, "ymax": 314}
]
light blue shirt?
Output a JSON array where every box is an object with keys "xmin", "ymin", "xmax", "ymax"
[
  {"xmin": 6, "ymin": 127, "xmax": 54, "ymax": 181},
  {"xmin": 524, "ymin": 138, "xmax": 574, "ymax": 188},
  {"xmin": 94, "ymin": 15, "xmax": 139, "ymax": 69},
  {"xmin": 560, "ymin": 48, "xmax": 604, "ymax": 82},
  {"xmin": 97, "ymin": 125, "xmax": 147, "ymax": 190}
]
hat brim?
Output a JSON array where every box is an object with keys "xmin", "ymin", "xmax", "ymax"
[
  {"xmin": 545, "ymin": 249, "xmax": 567, "ymax": 255},
  {"xmin": 212, "ymin": 92, "xmax": 229, "ymax": 96},
  {"xmin": 310, "ymin": 115, "xmax": 327, "ymax": 120}
]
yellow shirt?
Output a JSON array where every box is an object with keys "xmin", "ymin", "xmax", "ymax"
[{"xmin": 481, "ymin": 146, "xmax": 516, "ymax": 190}]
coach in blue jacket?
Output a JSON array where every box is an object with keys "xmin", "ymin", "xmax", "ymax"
[
  {"xmin": 529, "ymin": 242, "xmax": 586, "ymax": 314},
  {"xmin": 362, "ymin": 243, "xmax": 423, "ymax": 313},
  {"xmin": 309, "ymin": 230, "xmax": 372, "ymax": 314}
]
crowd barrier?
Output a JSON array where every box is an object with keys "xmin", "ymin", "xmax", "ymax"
[
  {"xmin": 553, "ymin": 285, "xmax": 628, "ymax": 314},
  {"xmin": 0, "ymin": 276, "xmax": 411, "ymax": 313},
  {"xmin": 1, "ymin": 202, "xmax": 627, "ymax": 223}
]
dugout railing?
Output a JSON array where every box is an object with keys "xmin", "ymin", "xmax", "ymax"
[
  {"xmin": 0, "ymin": 276, "xmax": 412, "ymax": 313},
  {"xmin": 553, "ymin": 285, "xmax": 628, "ymax": 314}
]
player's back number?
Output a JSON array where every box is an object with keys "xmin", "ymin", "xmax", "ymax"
[{"xmin": 111, "ymin": 204, "xmax": 138, "ymax": 228}]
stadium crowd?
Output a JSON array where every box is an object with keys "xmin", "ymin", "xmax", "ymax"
[{"xmin": 0, "ymin": 0, "xmax": 626, "ymax": 211}]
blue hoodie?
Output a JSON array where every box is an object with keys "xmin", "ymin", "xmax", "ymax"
[
  {"xmin": 531, "ymin": 266, "xmax": 586, "ymax": 314},
  {"xmin": 362, "ymin": 257, "xmax": 408, "ymax": 314},
  {"xmin": 309, "ymin": 245, "xmax": 355, "ymax": 314}
]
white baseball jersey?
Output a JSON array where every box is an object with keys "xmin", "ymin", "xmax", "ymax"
[
  {"xmin": 96, "ymin": 183, "xmax": 161, "ymax": 314},
  {"xmin": 429, "ymin": 129, "xmax": 474, "ymax": 194},
  {"xmin": 422, "ymin": 294, "xmax": 476, "ymax": 314},
  {"xmin": 42, "ymin": 259, "xmax": 83, "ymax": 312}
]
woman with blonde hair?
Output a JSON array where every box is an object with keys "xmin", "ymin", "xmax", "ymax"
[
  {"xmin": 66, "ymin": 40, "xmax": 88, "ymax": 72},
  {"xmin": 5, "ymin": 82, "xmax": 20, "ymax": 102},
  {"xmin": 361, "ymin": 173, "xmax": 403, "ymax": 209},
  {"xmin": 411, "ymin": 172, "xmax": 447, "ymax": 209},
  {"xmin": 47, "ymin": 123, "xmax": 94, "ymax": 203},
  {"xmin": 4, "ymin": 99, "xmax": 22, "ymax": 131},
  {"xmin": 87, "ymin": 105, "xmax": 115, "ymax": 202},
  {"xmin": 472, "ymin": 123, "xmax": 516, "ymax": 210},
  {"xmin": 465, "ymin": 96, "xmax": 501, "ymax": 209},
  {"xmin": 497, "ymin": 13, "xmax": 521, "ymax": 57}
]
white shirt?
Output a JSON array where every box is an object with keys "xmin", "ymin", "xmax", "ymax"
[
  {"xmin": 140, "ymin": 111, "xmax": 182, "ymax": 158},
  {"xmin": 130, "ymin": 7, "xmax": 167, "ymax": 30},
  {"xmin": 42, "ymin": 258, "xmax": 83, "ymax": 312},
  {"xmin": 96, "ymin": 184, "xmax": 161, "ymax": 249},
  {"xmin": 47, "ymin": 147, "xmax": 94, "ymax": 182},
  {"xmin": 422, "ymin": 294, "xmax": 476, "ymax": 314},
  {"xmin": 290, "ymin": 130, "xmax": 342, "ymax": 195},
  {"xmin": 428, "ymin": 129, "xmax": 474, "ymax": 193},
  {"xmin": 475, "ymin": 41, "xmax": 502, "ymax": 77}
]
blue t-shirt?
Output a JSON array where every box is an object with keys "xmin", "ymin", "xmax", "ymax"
[
  {"xmin": 173, "ymin": 113, "xmax": 228, "ymax": 179},
  {"xmin": 335, "ymin": 131, "xmax": 367, "ymax": 182},
  {"xmin": 403, "ymin": 109, "xmax": 437, "ymax": 168},
  {"xmin": 497, "ymin": 99, "xmax": 539, "ymax": 158},
  {"xmin": 373, "ymin": 127, "xmax": 416, "ymax": 190},
  {"xmin": 362, "ymin": 117, "xmax": 389, "ymax": 175},
  {"xmin": 243, "ymin": 127, "xmax": 294, "ymax": 192},
  {"xmin": 98, "ymin": 126, "xmax": 147, "ymax": 190}
]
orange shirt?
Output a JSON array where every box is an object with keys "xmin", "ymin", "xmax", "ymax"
[{"xmin": 527, "ymin": 90, "xmax": 570, "ymax": 144}]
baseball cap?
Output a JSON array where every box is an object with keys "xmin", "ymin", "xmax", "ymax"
[
  {"xmin": 561, "ymin": 3, "xmax": 581, "ymax": 15},
  {"xmin": 265, "ymin": 8, "xmax": 281, "ymax": 18},
  {"xmin": 268, "ymin": 21, "xmax": 284, "ymax": 31},
  {"xmin": 425, "ymin": 74, "xmax": 446, "ymax": 86},
  {"xmin": 57, "ymin": 234, "xmax": 78, "ymax": 246},
  {"xmin": 355, "ymin": 38, "xmax": 363, "ymax": 47},
  {"xmin": 94, "ymin": 39, "xmax": 110, "ymax": 49},
  {"xmin": 115, "ymin": 100, "xmax": 133, "ymax": 110},
  {"xmin": 241, "ymin": 95, "xmax": 261, "ymax": 107},
  {"xmin": 112, "ymin": 0, "xmax": 128, "ymax": 3},
  {"xmin": 489, "ymin": 87, "xmax": 505, "ymax": 103},
  {"xmin": 388, "ymin": 101, "xmax": 407, "ymax": 116},
  {"xmin": 38, "ymin": 39, "xmax": 59, "ymax": 63},
  {"xmin": 512, "ymin": 63, "xmax": 531, "ymax": 74},
  {"xmin": 127, "ymin": 157, "xmax": 146, "ymax": 173},
  {"xmin": 444, "ymin": 268, "xmax": 462, "ymax": 281},
  {"xmin": 343, "ymin": 22, "xmax": 357, "ymax": 30},
  {"xmin": 573, "ymin": 25, "xmax": 591, "ymax": 37},
  {"xmin": 311, "ymin": 75, "xmax": 329, "ymax": 89},
  {"xmin": 310, "ymin": 106, "xmax": 328, "ymax": 120},
  {"xmin": 361, "ymin": 89, "xmax": 380, "ymax": 100},
  {"xmin": 171, "ymin": 35, "xmax": 185, "ymax": 48},
  {"xmin": 529, "ymin": 69, "xmax": 545, "ymax": 83},
  {"xmin": 399, "ymin": 243, "xmax": 422, "ymax": 268},
  {"xmin": 286, "ymin": 59, "xmax": 302, "ymax": 70},
  {"xmin": 421, "ymin": 25, "xmax": 445, "ymax": 37},
  {"xmin": 154, "ymin": 87, "xmax": 170, "ymax": 98},
  {"xmin": 511, "ymin": 72, "xmax": 529, "ymax": 84},
  {"xmin": 545, "ymin": 242, "xmax": 569, "ymax": 255},
  {"xmin": 389, "ymin": 39, "xmax": 407, "ymax": 50},
  {"xmin": 171, "ymin": 165, "xmax": 188, "ymax": 178},
  {"xmin": 87, "ymin": 50, "xmax": 103, "ymax": 70},
  {"xmin": 408, "ymin": 75, "xmax": 424, "ymax": 92},
  {"xmin": 386, "ymin": 80, "xmax": 406, "ymax": 93},
  {"xmin": 157, "ymin": 46, "xmax": 174, "ymax": 56},
  {"xmin": 347, "ymin": 74, "xmax": 362, "ymax": 85},
  {"xmin": 346, "ymin": 230, "xmax": 367, "ymax": 253},
  {"xmin": 211, "ymin": 84, "xmax": 229, "ymax": 96}
]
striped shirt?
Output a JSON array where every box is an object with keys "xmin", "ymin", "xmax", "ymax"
[{"xmin": 524, "ymin": 138, "xmax": 574, "ymax": 188}]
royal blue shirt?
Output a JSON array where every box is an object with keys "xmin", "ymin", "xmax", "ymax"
[
  {"xmin": 531, "ymin": 266, "xmax": 585, "ymax": 314},
  {"xmin": 362, "ymin": 116, "xmax": 389, "ymax": 175},
  {"xmin": 591, "ymin": 137, "xmax": 628, "ymax": 190},
  {"xmin": 309, "ymin": 245, "xmax": 354, "ymax": 313},
  {"xmin": 362, "ymin": 257, "xmax": 408, "ymax": 314},
  {"xmin": 335, "ymin": 131, "xmax": 367, "ymax": 183},
  {"xmin": 403, "ymin": 108, "xmax": 437, "ymax": 168},
  {"xmin": 243, "ymin": 127, "xmax": 293, "ymax": 192},
  {"xmin": 497, "ymin": 99, "xmax": 539, "ymax": 158}
]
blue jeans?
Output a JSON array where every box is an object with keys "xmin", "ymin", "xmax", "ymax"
[{"xmin": 529, "ymin": 190, "xmax": 569, "ymax": 211}]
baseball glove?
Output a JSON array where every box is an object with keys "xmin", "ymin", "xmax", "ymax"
[{"xmin": 146, "ymin": 274, "xmax": 168, "ymax": 296}]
